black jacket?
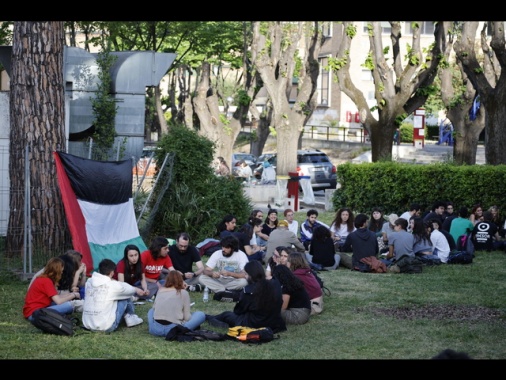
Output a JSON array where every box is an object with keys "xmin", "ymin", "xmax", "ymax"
[
  {"xmin": 231, "ymin": 280, "xmax": 287, "ymax": 333},
  {"xmin": 341, "ymin": 227, "xmax": 379, "ymax": 268}
]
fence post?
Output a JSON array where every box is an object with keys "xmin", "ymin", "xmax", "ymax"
[{"xmin": 23, "ymin": 144, "xmax": 33, "ymax": 276}]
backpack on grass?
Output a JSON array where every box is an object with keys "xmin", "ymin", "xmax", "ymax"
[
  {"xmin": 457, "ymin": 232, "xmax": 475, "ymax": 255},
  {"xmin": 447, "ymin": 251, "xmax": 474, "ymax": 264},
  {"xmin": 310, "ymin": 269, "xmax": 331, "ymax": 296},
  {"xmin": 32, "ymin": 308, "xmax": 79, "ymax": 336},
  {"xmin": 395, "ymin": 255, "xmax": 423, "ymax": 274},
  {"xmin": 226, "ymin": 326, "xmax": 278, "ymax": 344},
  {"xmin": 165, "ymin": 325, "xmax": 226, "ymax": 342}
]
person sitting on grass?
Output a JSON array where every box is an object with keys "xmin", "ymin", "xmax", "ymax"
[
  {"xmin": 341, "ymin": 213, "xmax": 379, "ymax": 271},
  {"xmin": 82, "ymin": 259, "xmax": 145, "ymax": 332},
  {"xmin": 23, "ymin": 257, "xmax": 81, "ymax": 324},
  {"xmin": 272, "ymin": 264, "xmax": 311, "ymax": 325},
  {"xmin": 307, "ymin": 224, "xmax": 340, "ymax": 270},
  {"xmin": 300, "ymin": 209, "xmax": 330, "ymax": 250},
  {"xmin": 140, "ymin": 237, "xmax": 176, "ymax": 299},
  {"xmin": 168, "ymin": 232, "xmax": 205, "ymax": 292},
  {"xmin": 381, "ymin": 218, "xmax": 414, "ymax": 271},
  {"xmin": 287, "ymin": 252, "xmax": 323, "ymax": 316},
  {"xmin": 198, "ymin": 235, "xmax": 249, "ymax": 297},
  {"xmin": 147, "ymin": 270, "xmax": 206, "ymax": 337},
  {"xmin": 114, "ymin": 244, "xmax": 150, "ymax": 300},
  {"xmin": 265, "ymin": 219, "xmax": 305, "ymax": 265},
  {"xmin": 206, "ymin": 260, "xmax": 286, "ymax": 333}
]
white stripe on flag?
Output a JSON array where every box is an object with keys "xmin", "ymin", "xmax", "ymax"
[{"xmin": 78, "ymin": 198, "xmax": 140, "ymax": 245}]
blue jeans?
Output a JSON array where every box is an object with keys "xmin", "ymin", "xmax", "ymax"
[
  {"xmin": 247, "ymin": 250, "xmax": 265, "ymax": 262},
  {"xmin": 147, "ymin": 308, "xmax": 206, "ymax": 337},
  {"xmin": 27, "ymin": 301, "xmax": 74, "ymax": 322},
  {"xmin": 105, "ymin": 299, "xmax": 135, "ymax": 333}
]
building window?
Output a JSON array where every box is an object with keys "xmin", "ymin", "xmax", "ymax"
[
  {"xmin": 363, "ymin": 21, "xmax": 391, "ymax": 34},
  {"xmin": 322, "ymin": 22, "xmax": 332, "ymax": 38},
  {"xmin": 361, "ymin": 69, "xmax": 373, "ymax": 81},
  {"xmin": 405, "ymin": 21, "xmax": 435, "ymax": 35},
  {"xmin": 318, "ymin": 56, "xmax": 330, "ymax": 106}
]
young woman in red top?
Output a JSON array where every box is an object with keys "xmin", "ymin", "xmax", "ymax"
[{"xmin": 23, "ymin": 257, "xmax": 80, "ymax": 323}]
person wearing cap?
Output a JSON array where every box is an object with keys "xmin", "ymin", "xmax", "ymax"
[{"xmin": 265, "ymin": 219, "xmax": 305, "ymax": 264}]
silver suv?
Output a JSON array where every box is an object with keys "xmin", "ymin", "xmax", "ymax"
[{"xmin": 253, "ymin": 149, "xmax": 337, "ymax": 190}]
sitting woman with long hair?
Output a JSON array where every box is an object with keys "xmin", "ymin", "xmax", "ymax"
[
  {"xmin": 288, "ymin": 252, "xmax": 323, "ymax": 316},
  {"xmin": 115, "ymin": 244, "xmax": 150, "ymax": 300},
  {"xmin": 206, "ymin": 260, "xmax": 286, "ymax": 333},
  {"xmin": 307, "ymin": 224, "xmax": 340, "ymax": 270},
  {"xmin": 147, "ymin": 270, "xmax": 206, "ymax": 337},
  {"xmin": 271, "ymin": 264, "xmax": 311, "ymax": 325},
  {"xmin": 23, "ymin": 257, "xmax": 81, "ymax": 323}
]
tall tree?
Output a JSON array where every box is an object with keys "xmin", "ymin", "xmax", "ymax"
[
  {"xmin": 454, "ymin": 21, "xmax": 506, "ymax": 165},
  {"xmin": 251, "ymin": 21, "xmax": 323, "ymax": 176},
  {"xmin": 7, "ymin": 21, "xmax": 68, "ymax": 256},
  {"xmin": 329, "ymin": 21, "xmax": 448, "ymax": 162},
  {"xmin": 437, "ymin": 24, "xmax": 484, "ymax": 165}
]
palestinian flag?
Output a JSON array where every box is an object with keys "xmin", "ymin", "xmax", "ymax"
[{"xmin": 54, "ymin": 151, "xmax": 147, "ymax": 275}]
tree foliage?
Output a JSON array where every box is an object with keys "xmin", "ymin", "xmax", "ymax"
[
  {"xmin": 147, "ymin": 124, "xmax": 252, "ymax": 243},
  {"xmin": 329, "ymin": 21, "xmax": 448, "ymax": 162},
  {"xmin": 90, "ymin": 49, "xmax": 118, "ymax": 160}
]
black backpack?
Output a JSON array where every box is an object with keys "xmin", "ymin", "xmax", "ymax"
[
  {"xmin": 165, "ymin": 325, "xmax": 226, "ymax": 342},
  {"xmin": 310, "ymin": 269, "xmax": 331, "ymax": 296},
  {"xmin": 395, "ymin": 255, "xmax": 423, "ymax": 274},
  {"xmin": 447, "ymin": 251, "xmax": 474, "ymax": 264},
  {"xmin": 32, "ymin": 308, "xmax": 78, "ymax": 336}
]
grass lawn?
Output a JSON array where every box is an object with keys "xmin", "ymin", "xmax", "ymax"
[{"xmin": 1, "ymin": 210, "xmax": 505, "ymax": 360}]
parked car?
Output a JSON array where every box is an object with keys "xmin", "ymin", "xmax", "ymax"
[
  {"xmin": 253, "ymin": 149, "xmax": 337, "ymax": 190},
  {"xmin": 231, "ymin": 153, "xmax": 257, "ymax": 175}
]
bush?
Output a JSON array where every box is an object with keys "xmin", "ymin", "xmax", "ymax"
[
  {"xmin": 333, "ymin": 162, "xmax": 506, "ymax": 216},
  {"xmin": 146, "ymin": 124, "xmax": 253, "ymax": 243}
]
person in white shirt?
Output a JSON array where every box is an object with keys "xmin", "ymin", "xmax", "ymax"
[
  {"xmin": 284, "ymin": 209, "xmax": 299, "ymax": 237},
  {"xmin": 399, "ymin": 203, "xmax": 422, "ymax": 232},
  {"xmin": 330, "ymin": 207, "xmax": 356, "ymax": 250},
  {"xmin": 237, "ymin": 160, "xmax": 253, "ymax": 184},
  {"xmin": 82, "ymin": 259, "xmax": 145, "ymax": 332},
  {"xmin": 198, "ymin": 235, "xmax": 249, "ymax": 293},
  {"xmin": 427, "ymin": 218, "xmax": 450, "ymax": 263}
]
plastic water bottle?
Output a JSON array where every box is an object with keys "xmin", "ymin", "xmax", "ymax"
[{"xmin": 203, "ymin": 286, "xmax": 209, "ymax": 303}]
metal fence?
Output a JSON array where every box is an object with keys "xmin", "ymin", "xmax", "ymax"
[{"xmin": 0, "ymin": 141, "xmax": 166, "ymax": 279}]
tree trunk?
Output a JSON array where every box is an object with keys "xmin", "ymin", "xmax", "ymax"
[
  {"xmin": 155, "ymin": 86, "xmax": 168, "ymax": 136},
  {"xmin": 251, "ymin": 22, "xmax": 322, "ymax": 177},
  {"xmin": 193, "ymin": 61, "xmax": 241, "ymax": 163},
  {"xmin": 7, "ymin": 21, "xmax": 69, "ymax": 257},
  {"xmin": 454, "ymin": 21, "xmax": 506, "ymax": 165},
  {"xmin": 250, "ymin": 104, "xmax": 273, "ymax": 157}
]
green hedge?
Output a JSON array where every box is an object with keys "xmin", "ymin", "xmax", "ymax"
[{"xmin": 333, "ymin": 162, "xmax": 506, "ymax": 215}]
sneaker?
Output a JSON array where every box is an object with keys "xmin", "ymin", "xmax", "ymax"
[
  {"xmin": 213, "ymin": 290, "xmax": 240, "ymax": 302},
  {"xmin": 124, "ymin": 313, "xmax": 143, "ymax": 327},
  {"xmin": 188, "ymin": 284, "xmax": 203, "ymax": 292}
]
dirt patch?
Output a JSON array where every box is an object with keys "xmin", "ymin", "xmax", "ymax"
[{"xmin": 361, "ymin": 305, "xmax": 503, "ymax": 322}]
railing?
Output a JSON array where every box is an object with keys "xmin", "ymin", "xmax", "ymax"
[{"xmin": 240, "ymin": 124, "xmax": 369, "ymax": 143}]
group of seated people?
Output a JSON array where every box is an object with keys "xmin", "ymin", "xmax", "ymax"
[{"xmin": 23, "ymin": 200, "xmax": 503, "ymax": 338}]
